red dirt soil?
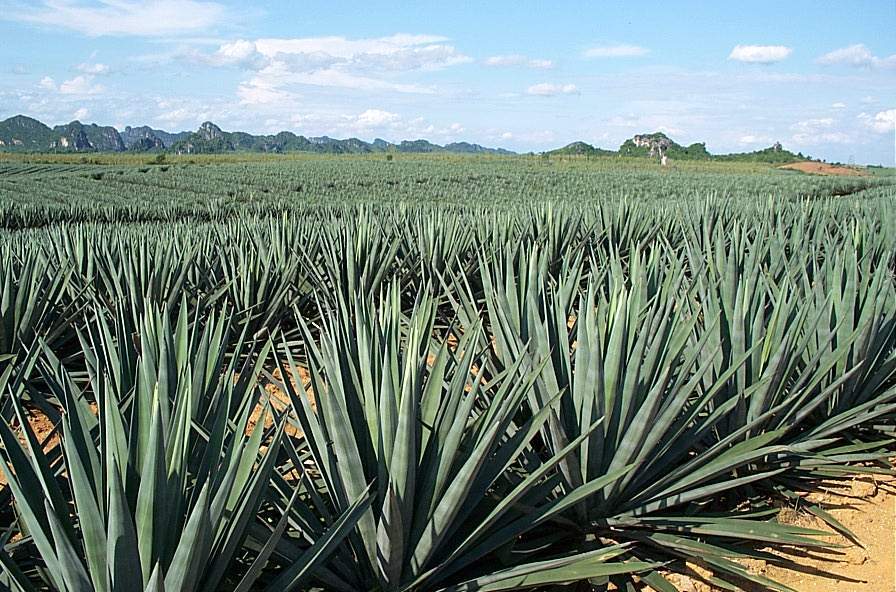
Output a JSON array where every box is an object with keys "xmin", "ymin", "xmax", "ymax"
[{"xmin": 779, "ymin": 162, "xmax": 869, "ymax": 176}]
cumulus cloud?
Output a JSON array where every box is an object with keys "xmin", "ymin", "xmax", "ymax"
[
  {"xmin": 831, "ymin": 102, "xmax": 847, "ymax": 109},
  {"xmin": 58, "ymin": 75, "xmax": 105, "ymax": 95},
  {"xmin": 859, "ymin": 109, "xmax": 896, "ymax": 133},
  {"xmin": 816, "ymin": 44, "xmax": 896, "ymax": 68},
  {"xmin": 526, "ymin": 83, "xmax": 578, "ymax": 96},
  {"xmin": 38, "ymin": 76, "xmax": 57, "ymax": 90},
  {"xmin": 584, "ymin": 44, "xmax": 649, "ymax": 58},
  {"xmin": 5, "ymin": 0, "xmax": 228, "ymax": 37},
  {"xmin": 484, "ymin": 54, "xmax": 554, "ymax": 69},
  {"xmin": 73, "ymin": 107, "xmax": 89, "ymax": 120},
  {"xmin": 728, "ymin": 45, "xmax": 792, "ymax": 64},
  {"xmin": 201, "ymin": 40, "xmax": 269, "ymax": 69}
]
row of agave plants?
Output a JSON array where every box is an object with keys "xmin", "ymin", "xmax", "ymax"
[{"xmin": 0, "ymin": 202, "xmax": 894, "ymax": 591}]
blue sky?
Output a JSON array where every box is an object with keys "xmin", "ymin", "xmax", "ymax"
[{"xmin": 1, "ymin": 0, "xmax": 894, "ymax": 163}]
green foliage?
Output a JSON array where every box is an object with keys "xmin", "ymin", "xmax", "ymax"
[{"xmin": 715, "ymin": 145, "xmax": 804, "ymax": 164}]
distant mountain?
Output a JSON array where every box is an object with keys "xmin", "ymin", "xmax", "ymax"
[
  {"xmin": 0, "ymin": 115, "xmax": 56, "ymax": 150},
  {"xmin": 444, "ymin": 142, "xmax": 514, "ymax": 155},
  {"xmin": 0, "ymin": 115, "xmax": 514, "ymax": 155},
  {"xmin": 1, "ymin": 115, "xmax": 125, "ymax": 152},
  {"xmin": 545, "ymin": 141, "xmax": 616, "ymax": 157},
  {"xmin": 545, "ymin": 133, "xmax": 805, "ymax": 163},
  {"xmin": 171, "ymin": 121, "xmax": 234, "ymax": 154},
  {"xmin": 53, "ymin": 121, "xmax": 125, "ymax": 152},
  {"xmin": 121, "ymin": 125, "xmax": 189, "ymax": 151}
]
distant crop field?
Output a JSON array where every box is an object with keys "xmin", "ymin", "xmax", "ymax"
[{"xmin": 1, "ymin": 156, "xmax": 894, "ymax": 591}]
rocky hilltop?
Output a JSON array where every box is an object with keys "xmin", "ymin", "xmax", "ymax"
[
  {"xmin": 120, "ymin": 126, "xmax": 188, "ymax": 151},
  {"xmin": 619, "ymin": 132, "xmax": 710, "ymax": 159},
  {"xmin": 0, "ymin": 115, "xmax": 57, "ymax": 150},
  {"xmin": 52, "ymin": 121, "xmax": 125, "ymax": 152}
]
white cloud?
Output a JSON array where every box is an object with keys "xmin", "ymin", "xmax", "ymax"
[
  {"xmin": 73, "ymin": 107, "xmax": 89, "ymax": 120},
  {"xmin": 151, "ymin": 98, "xmax": 228, "ymax": 128},
  {"xmin": 792, "ymin": 118, "xmax": 834, "ymax": 131},
  {"xmin": 226, "ymin": 34, "xmax": 467, "ymax": 100},
  {"xmin": 6, "ymin": 0, "xmax": 228, "ymax": 37},
  {"xmin": 237, "ymin": 79, "xmax": 298, "ymax": 105},
  {"xmin": 526, "ymin": 83, "xmax": 579, "ymax": 96},
  {"xmin": 250, "ymin": 34, "xmax": 471, "ymax": 71},
  {"xmin": 200, "ymin": 40, "xmax": 269, "ymax": 69},
  {"xmin": 155, "ymin": 108, "xmax": 193, "ymax": 126},
  {"xmin": 277, "ymin": 109, "xmax": 465, "ymax": 142},
  {"xmin": 354, "ymin": 109, "xmax": 400, "ymax": 127},
  {"xmin": 831, "ymin": 102, "xmax": 847, "ymax": 109},
  {"xmin": 77, "ymin": 62, "xmax": 110, "ymax": 75},
  {"xmin": 859, "ymin": 109, "xmax": 896, "ymax": 133},
  {"xmin": 817, "ymin": 44, "xmax": 896, "ymax": 68},
  {"xmin": 58, "ymin": 75, "xmax": 105, "ymax": 95},
  {"xmin": 790, "ymin": 117, "xmax": 852, "ymax": 145},
  {"xmin": 584, "ymin": 45, "xmax": 649, "ymax": 58},
  {"xmin": 242, "ymin": 67, "xmax": 435, "ymax": 99},
  {"xmin": 728, "ymin": 45, "xmax": 792, "ymax": 64},
  {"xmin": 38, "ymin": 76, "xmax": 56, "ymax": 90},
  {"xmin": 484, "ymin": 54, "xmax": 554, "ymax": 69}
]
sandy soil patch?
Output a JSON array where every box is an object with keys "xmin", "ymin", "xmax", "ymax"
[
  {"xmin": 646, "ymin": 475, "xmax": 895, "ymax": 592},
  {"xmin": 247, "ymin": 364, "xmax": 313, "ymax": 437},
  {"xmin": 779, "ymin": 162, "xmax": 869, "ymax": 176},
  {"xmin": 755, "ymin": 476, "xmax": 895, "ymax": 591},
  {"xmin": 0, "ymin": 407, "xmax": 60, "ymax": 486}
]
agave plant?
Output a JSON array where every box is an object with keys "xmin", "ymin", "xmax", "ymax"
[
  {"xmin": 0, "ymin": 304, "xmax": 364, "ymax": 591},
  {"xmin": 0, "ymin": 245, "xmax": 85, "ymax": 425},
  {"xmin": 270, "ymin": 284, "xmax": 656, "ymax": 591},
  {"xmin": 684, "ymin": 228, "xmax": 896, "ymax": 487},
  {"xmin": 460, "ymin": 246, "xmax": 835, "ymax": 591},
  {"xmin": 0, "ymin": 246, "xmax": 80, "ymax": 364}
]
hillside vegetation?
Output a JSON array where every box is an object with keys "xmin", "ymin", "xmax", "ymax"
[{"xmin": 548, "ymin": 131, "xmax": 805, "ymax": 163}]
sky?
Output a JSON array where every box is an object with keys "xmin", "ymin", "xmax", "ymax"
[{"xmin": 0, "ymin": 0, "xmax": 894, "ymax": 163}]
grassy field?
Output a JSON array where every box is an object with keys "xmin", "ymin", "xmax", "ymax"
[{"xmin": 0, "ymin": 155, "xmax": 894, "ymax": 591}]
